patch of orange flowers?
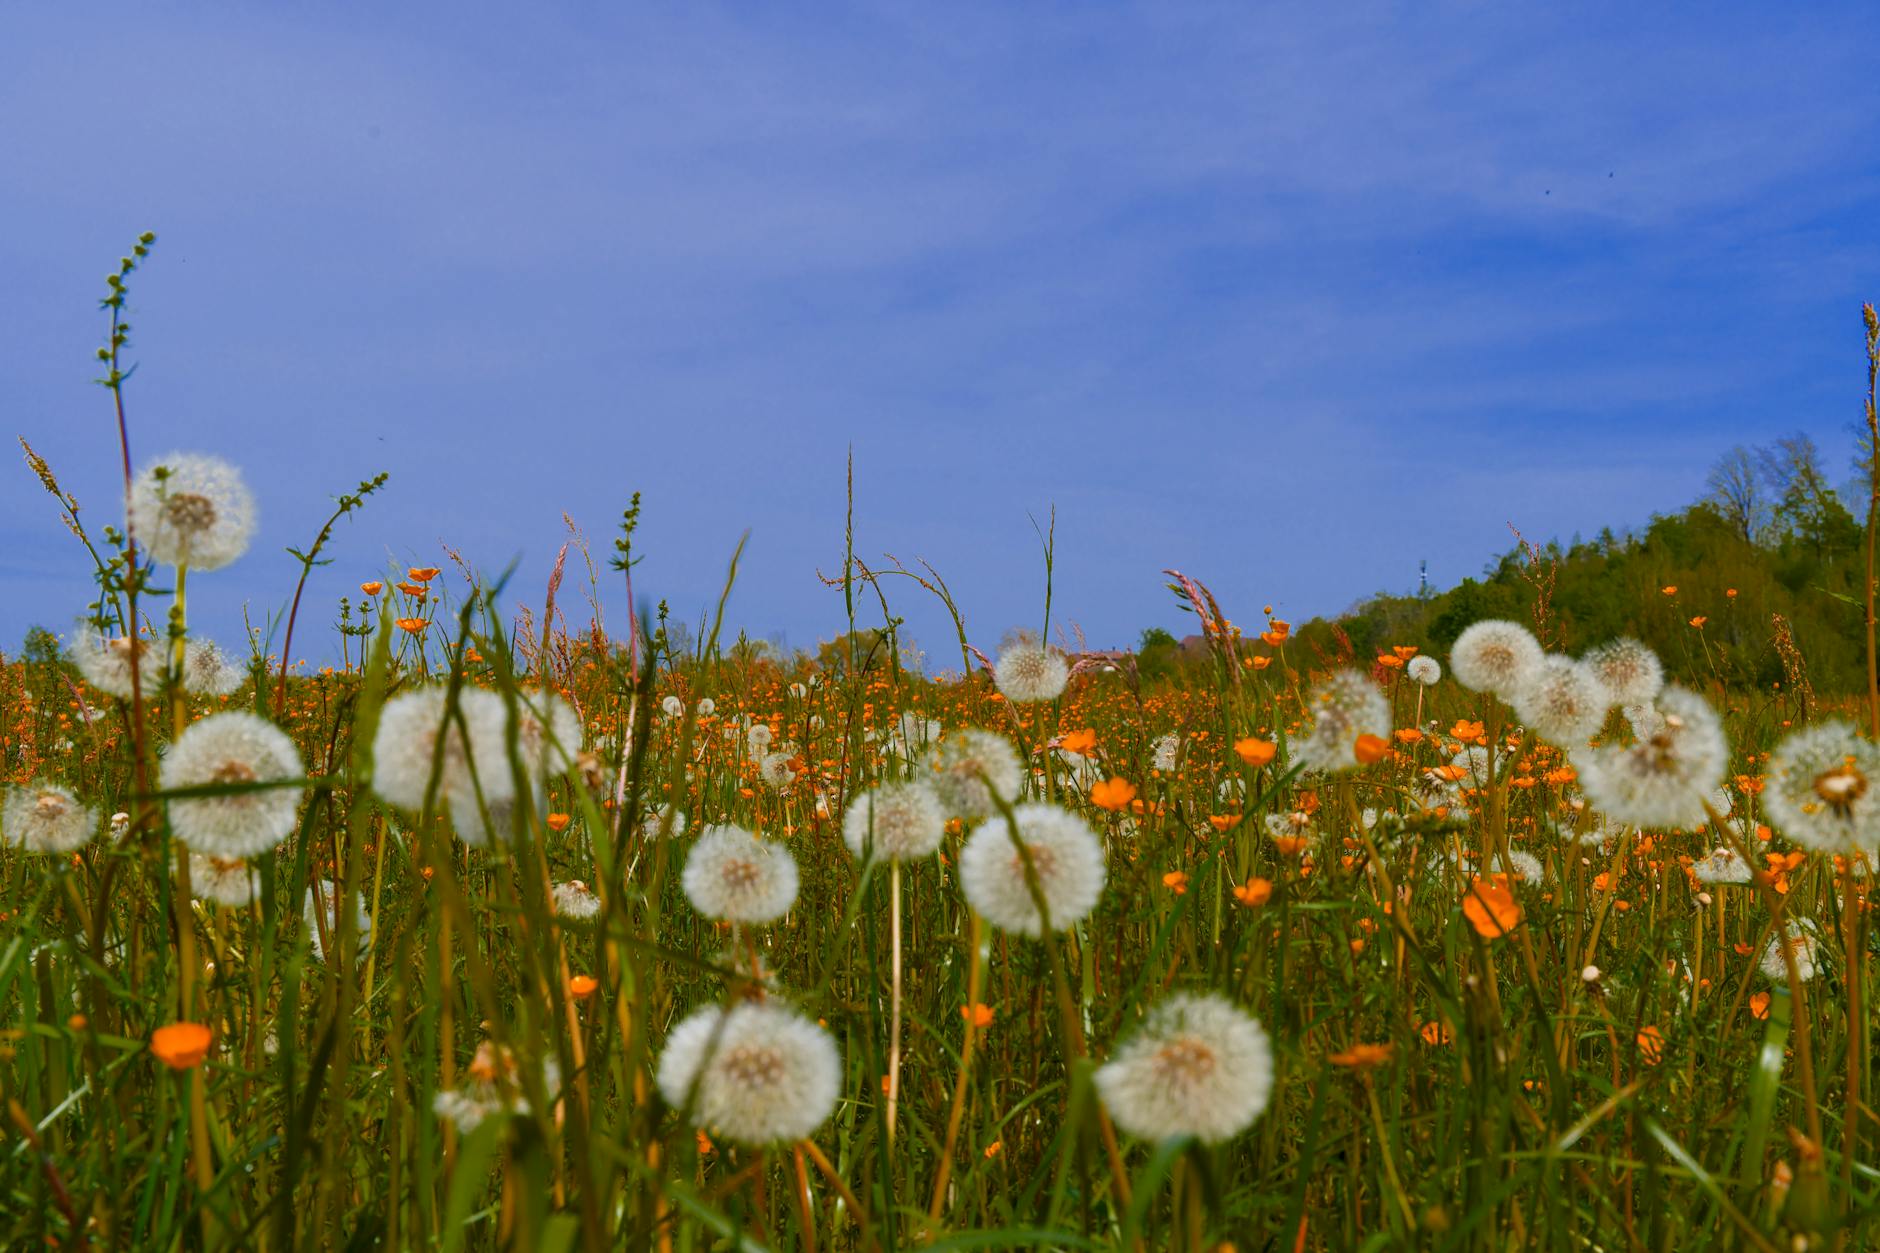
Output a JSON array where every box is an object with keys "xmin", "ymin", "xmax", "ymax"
[{"xmin": 1462, "ymin": 875, "xmax": 1522, "ymax": 939}]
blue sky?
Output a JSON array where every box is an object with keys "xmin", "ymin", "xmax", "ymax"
[{"xmin": 4, "ymin": 4, "xmax": 1877, "ymax": 668}]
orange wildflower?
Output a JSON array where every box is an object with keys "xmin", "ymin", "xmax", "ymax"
[
  {"xmin": 1462, "ymin": 875, "xmax": 1522, "ymax": 939},
  {"xmin": 1089, "ymin": 778, "xmax": 1138, "ymax": 811},
  {"xmin": 1750, "ymin": 992, "xmax": 1771, "ymax": 1020},
  {"xmin": 1234, "ymin": 737, "xmax": 1277, "ymax": 767},
  {"xmin": 1450, "ymin": 719, "xmax": 1485, "ymax": 743},
  {"xmin": 359, "ymin": 581, "xmax": 384, "ymax": 596},
  {"xmin": 545, "ymin": 813, "xmax": 571, "ymax": 833},
  {"xmin": 962, "ymin": 1003, "xmax": 995, "ymax": 1029},
  {"xmin": 1162, "ymin": 870, "xmax": 1190, "ymax": 895},
  {"xmin": 1233, "ymin": 877, "xmax": 1273, "ymax": 907},
  {"xmin": 1058, "ymin": 727, "xmax": 1098, "ymax": 755},
  {"xmin": 1353, "ymin": 734, "xmax": 1390, "ymax": 765},
  {"xmin": 1250, "ymin": 655, "xmax": 1273, "ymax": 671},
  {"xmin": 1636, "ymin": 1026, "xmax": 1666, "ymax": 1065},
  {"xmin": 1208, "ymin": 814, "xmax": 1240, "ymax": 833},
  {"xmin": 151, "ymin": 1022, "xmax": 213, "ymax": 1070},
  {"xmin": 568, "ymin": 974, "xmax": 599, "ymax": 999},
  {"xmin": 395, "ymin": 617, "xmax": 426, "ymax": 634},
  {"xmin": 1394, "ymin": 727, "xmax": 1424, "ymax": 743},
  {"xmin": 1272, "ymin": 834, "xmax": 1310, "ymax": 857},
  {"xmin": 1661, "ymin": 585, "xmax": 1677, "ymax": 595},
  {"xmin": 1689, "ymin": 616, "xmax": 1707, "ymax": 629},
  {"xmin": 1419, "ymin": 1020, "xmax": 1453, "ymax": 1046},
  {"xmin": 408, "ymin": 566, "xmax": 441, "ymax": 582},
  {"xmin": 1328, "ymin": 1042, "xmax": 1394, "ymax": 1069}
]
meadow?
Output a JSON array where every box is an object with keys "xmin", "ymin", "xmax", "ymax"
[{"xmin": 6, "ymin": 244, "xmax": 1880, "ymax": 1251}]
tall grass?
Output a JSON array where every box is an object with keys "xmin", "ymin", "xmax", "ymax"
[{"xmin": 2, "ymin": 247, "xmax": 1877, "ymax": 1251}]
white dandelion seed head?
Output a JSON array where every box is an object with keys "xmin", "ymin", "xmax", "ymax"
[
  {"xmin": 927, "ymin": 729, "xmax": 1024, "ymax": 819},
  {"xmin": 758, "ymin": 752, "xmax": 797, "ymax": 792},
  {"xmin": 1762, "ymin": 721, "xmax": 1880, "ymax": 856},
  {"xmin": 681, "ymin": 825, "xmax": 799, "ymax": 924},
  {"xmin": 696, "ymin": 698, "xmax": 716, "ymax": 717},
  {"xmin": 1450, "ymin": 620, "xmax": 1544, "ymax": 700},
  {"xmin": 1496, "ymin": 850, "xmax": 1544, "ymax": 883},
  {"xmin": 1584, "ymin": 638, "xmax": 1664, "ymax": 708},
  {"xmin": 994, "ymin": 644, "xmax": 1070, "ymax": 704},
  {"xmin": 1760, "ymin": 923, "xmax": 1821, "ymax": 982},
  {"xmin": 551, "ymin": 879, "xmax": 603, "ymax": 919},
  {"xmin": 160, "ymin": 711, "xmax": 305, "ymax": 858},
  {"xmin": 1623, "ymin": 702, "xmax": 1668, "ymax": 742},
  {"xmin": 1571, "ymin": 687, "xmax": 1728, "ymax": 830},
  {"xmin": 370, "ymin": 687, "xmax": 516, "ymax": 846},
  {"xmin": 183, "ymin": 638, "xmax": 247, "ymax": 697},
  {"xmin": 843, "ymin": 782, "xmax": 946, "ymax": 863},
  {"xmin": 1406, "ymin": 655, "xmax": 1442, "ymax": 686},
  {"xmin": 127, "ymin": 451, "xmax": 256, "ymax": 571},
  {"xmin": 641, "ymin": 804, "xmax": 687, "ymax": 840},
  {"xmin": 959, "ymin": 803, "xmax": 1106, "ymax": 936},
  {"xmin": 655, "ymin": 1001, "xmax": 841, "ymax": 1146},
  {"xmin": 1152, "ymin": 733, "xmax": 1180, "ymax": 772},
  {"xmin": 1512, "ymin": 657, "xmax": 1611, "ymax": 747},
  {"xmin": 788, "ymin": 682, "xmax": 808, "ymax": 699},
  {"xmin": 897, "ymin": 711, "xmax": 942, "ymax": 751},
  {"xmin": 661, "ymin": 695, "xmax": 684, "ymax": 718},
  {"xmin": 3, "ymin": 783, "xmax": 95, "ymax": 854},
  {"xmin": 432, "ymin": 1040, "xmax": 564, "ymax": 1132},
  {"xmin": 72, "ymin": 623, "xmax": 153, "ymax": 701},
  {"xmin": 747, "ymin": 723, "xmax": 774, "ymax": 751},
  {"xmin": 515, "ymin": 691, "xmax": 583, "ymax": 783},
  {"xmin": 1094, "ymin": 993, "xmax": 1273, "ymax": 1144},
  {"xmin": 302, "ymin": 880, "xmax": 372, "ymax": 962},
  {"xmin": 1295, "ymin": 669, "xmax": 1390, "ymax": 773},
  {"xmin": 1691, "ymin": 846, "xmax": 1751, "ymax": 885},
  {"xmin": 191, "ymin": 853, "xmax": 258, "ymax": 907}
]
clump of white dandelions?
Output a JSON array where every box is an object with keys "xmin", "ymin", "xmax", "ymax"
[
  {"xmin": 1294, "ymin": 669, "xmax": 1390, "ymax": 773},
  {"xmin": 370, "ymin": 686, "xmax": 515, "ymax": 846},
  {"xmin": 1450, "ymin": 620, "xmax": 1543, "ymax": 701},
  {"xmin": 959, "ymin": 803, "xmax": 1106, "ymax": 936},
  {"xmin": 681, "ymin": 825, "xmax": 799, "ymax": 924},
  {"xmin": 994, "ymin": 641, "xmax": 1070, "ymax": 703},
  {"xmin": 927, "ymin": 729, "xmax": 1024, "ymax": 819},
  {"xmin": 160, "ymin": 711, "xmax": 305, "ymax": 857},
  {"xmin": 1572, "ymin": 687, "xmax": 1727, "ymax": 830},
  {"xmin": 127, "ymin": 452, "xmax": 256, "ymax": 571},
  {"xmin": 3, "ymin": 783, "xmax": 95, "ymax": 854},
  {"xmin": 1094, "ymin": 992, "xmax": 1274, "ymax": 1143},
  {"xmin": 656, "ymin": 1000, "xmax": 841, "ymax": 1145},
  {"xmin": 843, "ymin": 781, "xmax": 946, "ymax": 863},
  {"xmin": 1761, "ymin": 721, "xmax": 1880, "ymax": 855}
]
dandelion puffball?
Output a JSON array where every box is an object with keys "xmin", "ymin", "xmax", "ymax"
[
  {"xmin": 127, "ymin": 452, "xmax": 257, "ymax": 570},
  {"xmin": 681, "ymin": 824, "xmax": 799, "ymax": 924},
  {"xmin": 1094, "ymin": 993, "xmax": 1273, "ymax": 1144},
  {"xmin": 1572, "ymin": 687, "xmax": 1727, "ymax": 830},
  {"xmin": 160, "ymin": 711, "xmax": 305, "ymax": 858},
  {"xmin": 1762, "ymin": 721, "xmax": 1880, "ymax": 855},
  {"xmin": 842, "ymin": 782, "xmax": 946, "ymax": 863},
  {"xmin": 183, "ymin": 639, "xmax": 247, "ymax": 697},
  {"xmin": 3, "ymin": 783, "xmax": 95, "ymax": 854},
  {"xmin": 370, "ymin": 687, "xmax": 515, "ymax": 846},
  {"xmin": 1450, "ymin": 621, "xmax": 1543, "ymax": 700},
  {"xmin": 994, "ymin": 644, "xmax": 1069, "ymax": 703},
  {"xmin": 959, "ymin": 803, "xmax": 1106, "ymax": 936},
  {"xmin": 656, "ymin": 1000, "xmax": 841, "ymax": 1145},
  {"xmin": 1294, "ymin": 669, "xmax": 1390, "ymax": 773},
  {"xmin": 1406, "ymin": 655, "xmax": 1442, "ymax": 685},
  {"xmin": 1584, "ymin": 638, "xmax": 1663, "ymax": 708},
  {"xmin": 927, "ymin": 729, "xmax": 1024, "ymax": 819},
  {"xmin": 1511, "ymin": 657, "xmax": 1609, "ymax": 747},
  {"xmin": 72, "ymin": 624, "xmax": 153, "ymax": 701},
  {"xmin": 191, "ymin": 853, "xmax": 258, "ymax": 907}
]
